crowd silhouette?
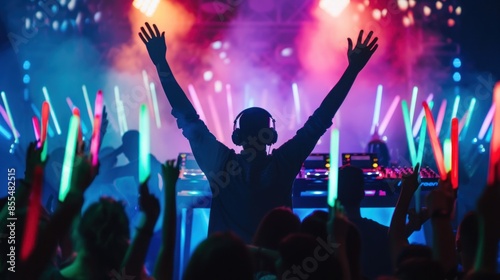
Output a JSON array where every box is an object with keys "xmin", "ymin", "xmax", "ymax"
[{"xmin": 0, "ymin": 21, "xmax": 499, "ymax": 280}]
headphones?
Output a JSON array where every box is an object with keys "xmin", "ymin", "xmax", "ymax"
[{"xmin": 232, "ymin": 107, "xmax": 278, "ymax": 146}]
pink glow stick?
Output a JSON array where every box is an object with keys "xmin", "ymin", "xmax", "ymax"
[
  {"xmin": 73, "ymin": 108, "xmax": 83, "ymax": 149},
  {"xmin": 32, "ymin": 117, "xmax": 41, "ymax": 141},
  {"xmin": 488, "ymin": 83, "xmax": 500, "ymax": 185},
  {"xmin": 451, "ymin": 118, "xmax": 459, "ymax": 189}
]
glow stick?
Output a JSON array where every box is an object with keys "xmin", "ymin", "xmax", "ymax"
[
  {"xmin": 142, "ymin": 70, "xmax": 154, "ymax": 116},
  {"xmin": 42, "ymin": 87, "xmax": 62, "ymax": 135},
  {"xmin": 82, "ymin": 85, "xmax": 94, "ymax": 128},
  {"xmin": 459, "ymin": 112, "xmax": 467, "ymax": 134},
  {"xmin": 379, "ymin": 95, "xmax": 400, "ymax": 135},
  {"xmin": 416, "ymin": 113, "xmax": 428, "ymax": 166},
  {"xmin": 59, "ymin": 115, "xmax": 80, "ymax": 201},
  {"xmin": 73, "ymin": 108, "xmax": 83, "ymax": 148},
  {"xmin": 435, "ymin": 100, "xmax": 447, "ymax": 136},
  {"xmin": 32, "ymin": 117, "xmax": 41, "ymax": 141},
  {"xmin": 486, "ymin": 126, "xmax": 493, "ymax": 143},
  {"xmin": 1, "ymin": 91, "xmax": 19, "ymax": 141},
  {"xmin": 443, "ymin": 139, "xmax": 451, "ymax": 172},
  {"xmin": 21, "ymin": 165, "xmax": 43, "ymax": 261},
  {"xmin": 479, "ymin": 104, "xmax": 494, "ymax": 140},
  {"xmin": 328, "ymin": 128, "xmax": 340, "ymax": 207},
  {"xmin": 139, "ymin": 104, "xmax": 150, "ymax": 184},
  {"xmin": 487, "ymin": 83, "xmax": 500, "ymax": 185},
  {"xmin": 423, "ymin": 101, "xmax": 447, "ymax": 180},
  {"xmin": 461, "ymin": 98, "xmax": 476, "ymax": 138},
  {"xmin": 413, "ymin": 94, "xmax": 434, "ymax": 137},
  {"xmin": 371, "ymin": 85, "xmax": 383, "ymax": 135},
  {"xmin": 66, "ymin": 97, "xmax": 75, "ymax": 110},
  {"xmin": 188, "ymin": 84, "xmax": 206, "ymax": 121},
  {"xmin": 41, "ymin": 102, "xmax": 49, "ymax": 144},
  {"xmin": 0, "ymin": 124, "xmax": 11, "ymax": 139},
  {"xmin": 31, "ymin": 103, "xmax": 53, "ymax": 137},
  {"xmin": 292, "ymin": 83, "xmax": 301, "ymax": 125},
  {"xmin": 94, "ymin": 90, "xmax": 104, "ymax": 118},
  {"xmin": 226, "ymin": 84, "xmax": 234, "ymax": 130},
  {"xmin": 409, "ymin": 86, "xmax": 418, "ymax": 124},
  {"xmin": 402, "ymin": 100, "xmax": 417, "ymax": 166},
  {"xmin": 90, "ymin": 116, "xmax": 101, "ymax": 167},
  {"xmin": 451, "ymin": 118, "xmax": 459, "ymax": 189},
  {"xmin": 451, "ymin": 95, "xmax": 460, "ymax": 120},
  {"xmin": 149, "ymin": 82, "xmax": 162, "ymax": 128},
  {"xmin": 207, "ymin": 95, "xmax": 224, "ymax": 142}
]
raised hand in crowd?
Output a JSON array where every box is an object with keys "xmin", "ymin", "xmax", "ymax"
[{"xmin": 347, "ymin": 30, "xmax": 379, "ymax": 72}]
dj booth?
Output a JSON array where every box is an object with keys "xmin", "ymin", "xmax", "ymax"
[{"xmin": 172, "ymin": 152, "xmax": 439, "ymax": 278}]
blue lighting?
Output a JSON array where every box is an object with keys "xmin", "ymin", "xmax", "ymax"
[
  {"xmin": 23, "ymin": 74, "xmax": 30, "ymax": 84},
  {"xmin": 453, "ymin": 72, "xmax": 461, "ymax": 82},
  {"xmin": 453, "ymin": 58, "xmax": 461, "ymax": 68},
  {"xmin": 23, "ymin": 60, "xmax": 30, "ymax": 70}
]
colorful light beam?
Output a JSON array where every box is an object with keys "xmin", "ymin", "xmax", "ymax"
[
  {"xmin": 292, "ymin": 83, "xmax": 301, "ymax": 126},
  {"xmin": 114, "ymin": 86, "xmax": 128, "ymax": 135},
  {"xmin": 412, "ymin": 94, "xmax": 434, "ymax": 137},
  {"xmin": 435, "ymin": 100, "xmax": 447, "ymax": 136},
  {"xmin": 59, "ymin": 115, "xmax": 80, "ymax": 201},
  {"xmin": 188, "ymin": 84, "xmax": 206, "ymax": 121},
  {"xmin": 423, "ymin": 101, "xmax": 447, "ymax": 180},
  {"xmin": 139, "ymin": 104, "xmax": 150, "ymax": 184},
  {"xmin": 82, "ymin": 85, "xmax": 94, "ymax": 128},
  {"xmin": 379, "ymin": 95, "xmax": 400, "ymax": 135},
  {"xmin": 371, "ymin": 85, "xmax": 383, "ymax": 135},
  {"xmin": 42, "ymin": 87, "xmax": 62, "ymax": 135},
  {"xmin": 402, "ymin": 100, "xmax": 417, "ymax": 166},
  {"xmin": 207, "ymin": 94, "xmax": 224, "ymax": 142},
  {"xmin": 328, "ymin": 128, "xmax": 340, "ymax": 207},
  {"xmin": 31, "ymin": 103, "xmax": 54, "ymax": 138},
  {"xmin": 226, "ymin": 84, "xmax": 234, "ymax": 130},
  {"xmin": 409, "ymin": 86, "xmax": 418, "ymax": 124},
  {"xmin": 32, "ymin": 117, "xmax": 41, "ymax": 141},
  {"xmin": 149, "ymin": 82, "xmax": 162, "ymax": 128},
  {"xmin": 451, "ymin": 95, "xmax": 460, "ymax": 120},
  {"xmin": 478, "ymin": 104, "xmax": 494, "ymax": 140},
  {"xmin": 1, "ymin": 91, "xmax": 19, "ymax": 141}
]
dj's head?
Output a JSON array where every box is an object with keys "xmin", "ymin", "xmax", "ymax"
[{"xmin": 232, "ymin": 107, "xmax": 277, "ymax": 147}]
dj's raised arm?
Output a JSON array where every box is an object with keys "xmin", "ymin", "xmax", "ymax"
[
  {"xmin": 139, "ymin": 22, "xmax": 230, "ymax": 173},
  {"xmin": 276, "ymin": 30, "xmax": 378, "ymax": 170}
]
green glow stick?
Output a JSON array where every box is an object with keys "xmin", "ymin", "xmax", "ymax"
[
  {"xmin": 328, "ymin": 129, "xmax": 340, "ymax": 207},
  {"xmin": 402, "ymin": 100, "xmax": 417, "ymax": 166},
  {"xmin": 58, "ymin": 115, "xmax": 80, "ymax": 201},
  {"xmin": 139, "ymin": 104, "xmax": 150, "ymax": 184},
  {"xmin": 443, "ymin": 138, "xmax": 452, "ymax": 172}
]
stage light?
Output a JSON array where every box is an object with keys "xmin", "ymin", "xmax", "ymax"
[
  {"xmin": 224, "ymin": 58, "xmax": 231, "ymax": 64},
  {"xmin": 357, "ymin": 3, "xmax": 365, "ymax": 12},
  {"xmin": 23, "ymin": 60, "xmax": 31, "ymax": 70},
  {"xmin": 448, "ymin": 19, "xmax": 456, "ymax": 27},
  {"xmin": 142, "ymin": 70, "xmax": 154, "ymax": 118},
  {"xmin": 372, "ymin": 9, "xmax": 382, "ymax": 21},
  {"xmin": 188, "ymin": 84, "xmax": 207, "ymax": 121},
  {"xmin": 402, "ymin": 17, "xmax": 411, "ymax": 27},
  {"xmin": 436, "ymin": 1, "xmax": 443, "ymax": 10},
  {"xmin": 456, "ymin": 6, "xmax": 462, "ymax": 15},
  {"xmin": 214, "ymin": 80, "xmax": 223, "ymax": 93},
  {"xmin": 382, "ymin": 9, "xmax": 388, "ymax": 17},
  {"xmin": 409, "ymin": 86, "xmax": 418, "ymax": 125},
  {"xmin": 423, "ymin": 6, "xmax": 431, "ymax": 16},
  {"xmin": 203, "ymin": 71, "xmax": 213, "ymax": 81},
  {"xmin": 448, "ymin": 5, "xmax": 454, "ymax": 13},
  {"xmin": 435, "ymin": 99, "xmax": 447, "ymax": 136},
  {"xmin": 453, "ymin": 58, "xmax": 461, "ymax": 68},
  {"xmin": 409, "ymin": 0, "xmax": 416, "ymax": 8},
  {"xmin": 1, "ymin": 91, "xmax": 19, "ymax": 141},
  {"xmin": 23, "ymin": 74, "xmax": 30, "ymax": 84},
  {"xmin": 319, "ymin": 0, "xmax": 350, "ymax": 17},
  {"xmin": 219, "ymin": 52, "xmax": 227, "ymax": 59},
  {"xmin": 398, "ymin": 0, "xmax": 409, "ymax": 11},
  {"xmin": 226, "ymin": 84, "xmax": 234, "ymax": 130},
  {"xmin": 133, "ymin": 0, "xmax": 160, "ymax": 17},
  {"xmin": 212, "ymin": 41, "xmax": 222, "ymax": 50},
  {"xmin": 281, "ymin": 47, "xmax": 293, "ymax": 57}
]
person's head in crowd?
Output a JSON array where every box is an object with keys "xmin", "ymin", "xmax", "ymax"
[
  {"xmin": 253, "ymin": 207, "xmax": 300, "ymax": 250},
  {"xmin": 456, "ymin": 211, "xmax": 479, "ymax": 273},
  {"xmin": 300, "ymin": 210, "xmax": 329, "ymax": 241},
  {"xmin": 183, "ymin": 232, "xmax": 253, "ymax": 280},
  {"xmin": 395, "ymin": 258, "xmax": 444, "ymax": 280},
  {"xmin": 396, "ymin": 244, "xmax": 433, "ymax": 268},
  {"xmin": 122, "ymin": 130, "xmax": 139, "ymax": 161},
  {"xmin": 276, "ymin": 233, "xmax": 342, "ymax": 280},
  {"xmin": 73, "ymin": 198, "xmax": 130, "ymax": 276},
  {"xmin": 338, "ymin": 165, "xmax": 365, "ymax": 212}
]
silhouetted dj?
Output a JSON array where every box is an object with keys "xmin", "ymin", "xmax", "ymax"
[
  {"xmin": 139, "ymin": 23, "xmax": 378, "ymax": 242},
  {"xmin": 367, "ymin": 126, "xmax": 390, "ymax": 167}
]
